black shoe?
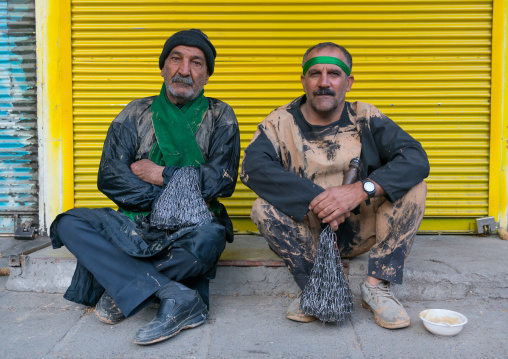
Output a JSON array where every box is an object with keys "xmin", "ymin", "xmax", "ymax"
[
  {"xmin": 133, "ymin": 292, "xmax": 208, "ymax": 345},
  {"xmin": 95, "ymin": 292, "xmax": 125, "ymax": 325}
]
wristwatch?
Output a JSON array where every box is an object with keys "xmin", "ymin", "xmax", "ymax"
[{"xmin": 362, "ymin": 179, "xmax": 376, "ymax": 204}]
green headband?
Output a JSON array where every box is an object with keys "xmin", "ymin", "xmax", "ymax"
[{"xmin": 302, "ymin": 56, "xmax": 351, "ymax": 76}]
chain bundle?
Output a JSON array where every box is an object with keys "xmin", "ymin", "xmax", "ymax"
[
  {"xmin": 300, "ymin": 225, "xmax": 354, "ymax": 323},
  {"xmin": 150, "ymin": 166, "xmax": 212, "ymax": 230}
]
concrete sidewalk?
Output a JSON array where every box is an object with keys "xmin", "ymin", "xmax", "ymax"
[
  {"xmin": 1, "ymin": 234, "xmax": 508, "ymax": 358},
  {"xmin": 1, "ymin": 278, "xmax": 506, "ymax": 358}
]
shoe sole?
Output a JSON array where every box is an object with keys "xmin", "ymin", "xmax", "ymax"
[
  {"xmin": 361, "ymin": 301, "xmax": 410, "ymax": 329},
  {"xmin": 286, "ymin": 312, "xmax": 318, "ymax": 323},
  {"xmin": 286, "ymin": 297, "xmax": 317, "ymax": 323},
  {"xmin": 95, "ymin": 309, "xmax": 125, "ymax": 325},
  {"xmin": 133, "ymin": 310, "xmax": 208, "ymax": 345}
]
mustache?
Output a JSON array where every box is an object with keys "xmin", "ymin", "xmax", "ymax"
[
  {"xmin": 313, "ymin": 88, "xmax": 336, "ymax": 96},
  {"xmin": 171, "ymin": 74, "xmax": 194, "ymax": 86}
]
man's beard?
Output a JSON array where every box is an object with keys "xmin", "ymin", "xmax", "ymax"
[{"xmin": 166, "ymin": 74, "xmax": 205, "ymax": 104}]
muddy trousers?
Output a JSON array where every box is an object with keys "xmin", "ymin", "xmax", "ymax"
[
  {"xmin": 56, "ymin": 215, "xmax": 226, "ymax": 317},
  {"xmin": 251, "ymin": 182, "xmax": 427, "ymax": 290}
]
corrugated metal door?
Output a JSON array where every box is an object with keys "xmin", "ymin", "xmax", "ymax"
[
  {"xmin": 0, "ymin": 0, "xmax": 38, "ymax": 234},
  {"xmin": 71, "ymin": 0, "xmax": 492, "ymax": 232}
]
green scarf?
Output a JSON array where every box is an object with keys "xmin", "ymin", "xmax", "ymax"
[
  {"xmin": 120, "ymin": 83, "xmax": 209, "ymax": 222},
  {"xmin": 149, "ymin": 83, "xmax": 208, "ymax": 167}
]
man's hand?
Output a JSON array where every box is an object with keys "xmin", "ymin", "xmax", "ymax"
[
  {"xmin": 309, "ymin": 182, "xmax": 368, "ymax": 231},
  {"xmin": 129, "ymin": 159, "xmax": 164, "ymax": 186}
]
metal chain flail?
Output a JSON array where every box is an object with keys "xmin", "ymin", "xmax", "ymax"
[
  {"xmin": 150, "ymin": 166, "xmax": 212, "ymax": 230},
  {"xmin": 300, "ymin": 225, "xmax": 354, "ymax": 323}
]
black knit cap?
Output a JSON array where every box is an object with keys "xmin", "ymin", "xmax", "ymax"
[{"xmin": 159, "ymin": 29, "xmax": 217, "ymax": 75}]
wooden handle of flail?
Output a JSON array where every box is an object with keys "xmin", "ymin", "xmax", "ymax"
[
  {"xmin": 343, "ymin": 157, "xmax": 360, "ymax": 186},
  {"xmin": 332, "ymin": 157, "xmax": 361, "ymax": 249}
]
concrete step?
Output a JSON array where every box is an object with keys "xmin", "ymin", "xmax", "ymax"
[
  {"xmin": 0, "ymin": 236, "xmax": 51, "ymax": 266},
  {"xmin": 0, "ymin": 236, "xmax": 51, "ymax": 276},
  {"xmin": 6, "ymin": 234, "xmax": 508, "ymax": 301}
]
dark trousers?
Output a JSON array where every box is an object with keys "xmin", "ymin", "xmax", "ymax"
[
  {"xmin": 56, "ymin": 215, "xmax": 226, "ymax": 317},
  {"xmin": 251, "ymin": 182, "xmax": 427, "ymax": 289}
]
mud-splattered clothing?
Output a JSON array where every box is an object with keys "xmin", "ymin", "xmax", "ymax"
[
  {"xmin": 252, "ymin": 182, "xmax": 426, "ymax": 287},
  {"xmin": 50, "ymin": 95, "xmax": 240, "ymax": 314},
  {"xmin": 97, "ymin": 95, "xmax": 240, "ymax": 211},
  {"xmin": 241, "ymin": 95, "xmax": 429, "ymax": 222},
  {"xmin": 241, "ymin": 95, "xmax": 429, "ymax": 286}
]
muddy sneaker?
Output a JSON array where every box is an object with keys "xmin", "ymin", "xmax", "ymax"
[
  {"xmin": 286, "ymin": 297, "xmax": 317, "ymax": 323},
  {"xmin": 95, "ymin": 292, "xmax": 125, "ymax": 325},
  {"xmin": 360, "ymin": 280, "xmax": 410, "ymax": 329}
]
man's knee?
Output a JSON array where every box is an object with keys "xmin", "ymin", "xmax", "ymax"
[
  {"xmin": 343, "ymin": 181, "xmax": 427, "ymax": 258},
  {"xmin": 372, "ymin": 181, "xmax": 427, "ymax": 252},
  {"xmin": 55, "ymin": 215, "xmax": 83, "ymax": 245},
  {"xmin": 251, "ymin": 197, "xmax": 296, "ymax": 234},
  {"xmin": 154, "ymin": 223, "xmax": 227, "ymax": 281},
  {"xmin": 389, "ymin": 180, "xmax": 427, "ymax": 228},
  {"xmin": 251, "ymin": 198, "xmax": 287, "ymax": 243},
  {"xmin": 178, "ymin": 221, "xmax": 227, "ymax": 269},
  {"xmin": 405, "ymin": 181, "xmax": 427, "ymax": 207},
  {"xmin": 251, "ymin": 197, "xmax": 270, "ymax": 228},
  {"xmin": 374, "ymin": 180, "xmax": 427, "ymax": 220}
]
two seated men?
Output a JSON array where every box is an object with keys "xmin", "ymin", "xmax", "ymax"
[{"xmin": 51, "ymin": 29, "xmax": 429, "ymax": 345}]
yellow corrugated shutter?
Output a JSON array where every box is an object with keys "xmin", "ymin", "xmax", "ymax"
[{"xmin": 71, "ymin": 0, "xmax": 492, "ymax": 232}]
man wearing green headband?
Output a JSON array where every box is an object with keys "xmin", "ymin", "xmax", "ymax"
[
  {"xmin": 50, "ymin": 29, "xmax": 240, "ymax": 345},
  {"xmin": 241, "ymin": 42, "xmax": 429, "ymax": 329}
]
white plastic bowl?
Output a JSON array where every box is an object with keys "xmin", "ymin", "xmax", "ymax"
[{"xmin": 419, "ymin": 309, "xmax": 468, "ymax": 336}]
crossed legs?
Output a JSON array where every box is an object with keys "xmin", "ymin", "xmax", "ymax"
[{"xmin": 56, "ymin": 214, "xmax": 227, "ymax": 343}]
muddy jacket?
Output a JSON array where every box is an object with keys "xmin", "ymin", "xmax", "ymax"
[
  {"xmin": 97, "ymin": 95, "xmax": 240, "ymax": 211},
  {"xmin": 241, "ymin": 95, "xmax": 429, "ymax": 222},
  {"xmin": 50, "ymin": 95, "xmax": 240, "ymax": 306}
]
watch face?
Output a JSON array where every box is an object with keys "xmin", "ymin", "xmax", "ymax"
[{"xmin": 364, "ymin": 181, "xmax": 375, "ymax": 193}]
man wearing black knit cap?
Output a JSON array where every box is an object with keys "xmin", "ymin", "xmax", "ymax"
[{"xmin": 50, "ymin": 29, "xmax": 240, "ymax": 345}]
